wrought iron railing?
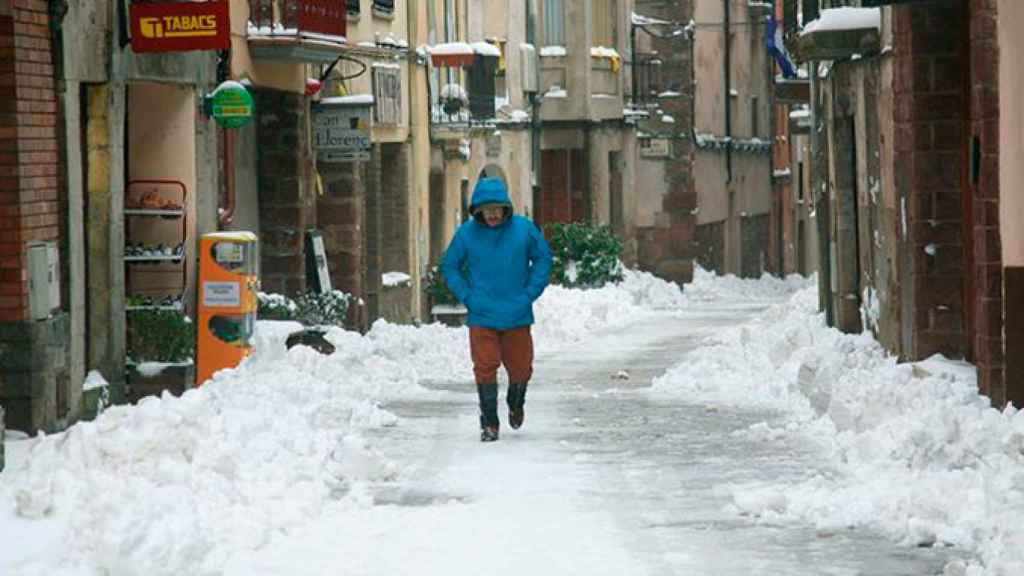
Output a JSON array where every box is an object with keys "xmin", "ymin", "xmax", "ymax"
[
  {"xmin": 631, "ymin": 54, "xmax": 662, "ymax": 109},
  {"xmin": 249, "ymin": 0, "xmax": 345, "ymax": 38},
  {"xmin": 428, "ymin": 66, "xmax": 496, "ymax": 129}
]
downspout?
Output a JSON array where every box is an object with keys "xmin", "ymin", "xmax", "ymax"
[
  {"xmin": 219, "ymin": 128, "xmax": 236, "ymax": 226},
  {"xmin": 528, "ymin": 0, "xmax": 542, "ymax": 220},
  {"xmin": 724, "ymin": 0, "xmax": 732, "ymax": 183},
  {"xmin": 217, "ymin": 47, "xmax": 235, "ymax": 227}
]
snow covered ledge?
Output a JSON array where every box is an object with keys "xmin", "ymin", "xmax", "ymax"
[{"xmin": 797, "ymin": 7, "xmax": 881, "ymax": 61}]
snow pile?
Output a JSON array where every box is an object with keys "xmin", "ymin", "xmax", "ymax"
[
  {"xmin": 653, "ymin": 286, "xmax": 1024, "ymax": 575},
  {"xmin": 0, "ymin": 267, "xmax": 694, "ymax": 575},
  {"xmin": 681, "ymin": 265, "xmax": 812, "ymax": 303}
]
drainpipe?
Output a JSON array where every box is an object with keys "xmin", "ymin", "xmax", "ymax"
[
  {"xmin": 724, "ymin": 0, "xmax": 732, "ymax": 183},
  {"xmin": 218, "ymin": 128, "xmax": 236, "ymax": 227},
  {"xmin": 527, "ymin": 0, "xmax": 542, "ymax": 220}
]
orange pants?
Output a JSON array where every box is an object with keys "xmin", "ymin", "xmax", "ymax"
[{"xmin": 469, "ymin": 326, "xmax": 534, "ymax": 385}]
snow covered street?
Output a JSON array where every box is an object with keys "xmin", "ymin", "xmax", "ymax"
[{"xmin": 3, "ymin": 270, "xmax": 1022, "ymax": 575}]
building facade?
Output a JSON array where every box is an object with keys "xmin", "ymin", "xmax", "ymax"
[
  {"xmin": 692, "ymin": 0, "xmax": 775, "ymax": 277},
  {"xmin": 792, "ymin": 0, "xmax": 1021, "ymax": 407}
]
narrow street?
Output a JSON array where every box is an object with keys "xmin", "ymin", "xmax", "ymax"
[{"xmin": 223, "ymin": 303, "xmax": 959, "ymax": 576}]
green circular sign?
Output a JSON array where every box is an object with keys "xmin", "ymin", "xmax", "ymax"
[{"xmin": 210, "ymin": 81, "xmax": 254, "ymax": 128}]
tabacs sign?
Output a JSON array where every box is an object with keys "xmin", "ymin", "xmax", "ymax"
[{"xmin": 129, "ymin": 1, "xmax": 231, "ymax": 53}]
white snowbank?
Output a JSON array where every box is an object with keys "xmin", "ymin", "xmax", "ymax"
[
  {"xmin": 652, "ymin": 285, "xmax": 1023, "ymax": 575},
  {"xmin": 0, "ymin": 268, "xmax": 696, "ymax": 575}
]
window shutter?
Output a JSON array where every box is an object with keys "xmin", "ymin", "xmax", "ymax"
[{"xmin": 468, "ymin": 55, "xmax": 497, "ymax": 119}]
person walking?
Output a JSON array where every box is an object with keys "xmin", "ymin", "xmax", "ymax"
[{"xmin": 441, "ymin": 177, "xmax": 553, "ymax": 442}]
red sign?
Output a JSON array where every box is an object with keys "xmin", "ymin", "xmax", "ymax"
[{"xmin": 129, "ymin": 2, "xmax": 231, "ymax": 53}]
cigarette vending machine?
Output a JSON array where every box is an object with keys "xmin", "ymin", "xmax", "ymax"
[{"xmin": 196, "ymin": 232, "xmax": 259, "ymax": 386}]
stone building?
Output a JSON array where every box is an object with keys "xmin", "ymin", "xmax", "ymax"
[
  {"xmin": 792, "ymin": 0, "xmax": 1022, "ymax": 407},
  {"xmin": 692, "ymin": 0, "xmax": 775, "ymax": 277},
  {"xmin": 1, "ymin": 0, "xmax": 223, "ymax": 432},
  {"xmin": 631, "ymin": 0, "xmax": 699, "ymax": 284}
]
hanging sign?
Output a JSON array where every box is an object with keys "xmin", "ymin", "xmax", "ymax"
[
  {"xmin": 129, "ymin": 1, "xmax": 231, "ymax": 53},
  {"xmin": 313, "ymin": 100, "xmax": 373, "ymax": 163},
  {"xmin": 208, "ymin": 81, "xmax": 255, "ymax": 128}
]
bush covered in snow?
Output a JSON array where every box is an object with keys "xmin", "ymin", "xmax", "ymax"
[
  {"xmin": 546, "ymin": 221, "xmax": 624, "ymax": 288},
  {"xmin": 258, "ymin": 290, "xmax": 352, "ymax": 328}
]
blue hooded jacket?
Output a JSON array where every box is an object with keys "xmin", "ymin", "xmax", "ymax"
[{"xmin": 441, "ymin": 177, "xmax": 553, "ymax": 329}]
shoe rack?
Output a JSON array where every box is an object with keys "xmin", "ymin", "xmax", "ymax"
[{"xmin": 124, "ymin": 180, "xmax": 188, "ymax": 311}]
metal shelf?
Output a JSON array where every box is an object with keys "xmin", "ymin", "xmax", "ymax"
[
  {"xmin": 127, "ymin": 304, "xmax": 183, "ymax": 312},
  {"xmin": 124, "ymin": 255, "xmax": 184, "ymax": 263},
  {"xmin": 124, "ymin": 208, "xmax": 184, "ymax": 217}
]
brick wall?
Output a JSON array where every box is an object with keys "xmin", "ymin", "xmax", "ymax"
[
  {"xmin": 634, "ymin": 0, "xmax": 696, "ymax": 285},
  {"xmin": 317, "ymin": 160, "xmax": 365, "ymax": 327},
  {"xmin": 966, "ymin": 0, "xmax": 1004, "ymax": 403},
  {"xmin": 0, "ymin": 1, "xmax": 70, "ymax": 433},
  {"xmin": 0, "ymin": 2, "xmax": 61, "ymax": 323},
  {"xmin": 893, "ymin": 1, "xmax": 1004, "ymax": 404},
  {"xmin": 254, "ymin": 89, "xmax": 314, "ymax": 296},
  {"xmin": 892, "ymin": 4, "xmax": 969, "ymax": 360}
]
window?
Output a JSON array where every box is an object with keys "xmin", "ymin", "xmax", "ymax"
[
  {"xmin": 751, "ymin": 95, "xmax": 759, "ymax": 137},
  {"xmin": 592, "ymin": 0, "xmax": 617, "ymax": 48},
  {"xmin": 347, "ymin": 0, "xmax": 360, "ymax": 16},
  {"xmin": 543, "ymin": 0, "xmax": 565, "ymax": 46},
  {"xmin": 467, "ymin": 55, "xmax": 497, "ymax": 119},
  {"xmin": 372, "ymin": 65, "xmax": 402, "ymax": 125},
  {"xmin": 373, "ymin": 0, "xmax": 394, "ymax": 15}
]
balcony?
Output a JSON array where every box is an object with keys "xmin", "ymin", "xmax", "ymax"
[
  {"xmin": 247, "ymin": 0, "xmax": 347, "ymax": 63},
  {"xmin": 427, "ymin": 45, "xmax": 499, "ymax": 138}
]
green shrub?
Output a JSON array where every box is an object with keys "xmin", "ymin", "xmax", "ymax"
[
  {"xmin": 127, "ymin": 309, "xmax": 195, "ymax": 363},
  {"xmin": 257, "ymin": 292, "xmax": 299, "ymax": 321},
  {"xmin": 424, "ymin": 257, "xmax": 460, "ymax": 306},
  {"xmin": 258, "ymin": 290, "xmax": 351, "ymax": 327},
  {"xmin": 546, "ymin": 221, "xmax": 624, "ymax": 288}
]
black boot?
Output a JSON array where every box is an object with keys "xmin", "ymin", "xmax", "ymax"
[
  {"xmin": 477, "ymin": 382, "xmax": 500, "ymax": 442},
  {"xmin": 507, "ymin": 382, "xmax": 528, "ymax": 430}
]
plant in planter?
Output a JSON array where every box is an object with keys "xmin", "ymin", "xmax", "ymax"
[
  {"xmin": 126, "ymin": 308, "xmax": 195, "ymax": 402},
  {"xmin": 424, "ymin": 255, "xmax": 469, "ymax": 326},
  {"xmin": 546, "ymin": 221, "xmax": 624, "ymax": 288}
]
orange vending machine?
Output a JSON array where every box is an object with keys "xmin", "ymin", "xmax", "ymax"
[{"xmin": 196, "ymin": 232, "xmax": 259, "ymax": 386}]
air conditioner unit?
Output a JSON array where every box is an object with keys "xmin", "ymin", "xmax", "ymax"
[
  {"xmin": 27, "ymin": 241, "xmax": 60, "ymax": 320},
  {"xmin": 520, "ymin": 43, "xmax": 538, "ymax": 94}
]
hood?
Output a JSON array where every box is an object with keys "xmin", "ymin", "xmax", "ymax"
[{"xmin": 469, "ymin": 177, "xmax": 513, "ymax": 214}]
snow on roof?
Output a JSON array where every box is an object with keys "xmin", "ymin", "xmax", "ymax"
[
  {"xmin": 382, "ymin": 272, "xmax": 411, "ymax": 287},
  {"xmin": 631, "ymin": 11, "xmax": 672, "ymax": 27},
  {"xmin": 469, "ymin": 41, "xmax": 502, "ymax": 57},
  {"xmin": 802, "ymin": 7, "xmax": 881, "ymax": 35},
  {"xmin": 429, "ymin": 42, "xmax": 474, "ymax": 56}
]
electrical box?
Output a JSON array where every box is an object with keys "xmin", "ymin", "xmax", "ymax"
[
  {"xmin": 520, "ymin": 43, "xmax": 538, "ymax": 94},
  {"xmin": 27, "ymin": 241, "xmax": 60, "ymax": 320}
]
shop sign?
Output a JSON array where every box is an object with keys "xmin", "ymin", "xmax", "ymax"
[
  {"xmin": 640, "ymin": 138, "xmax": 671, "ymax": 158},
  {"xmin": 313, "ymin": 103, "xmax": 373, "ymax": 163},
  {"xmin": 209, "ymin": 81, "xmax": 255, "ymax": 129},
  {"xmin": 129, "ymin": 1, "xmax": 231, "ymax": 53}
]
